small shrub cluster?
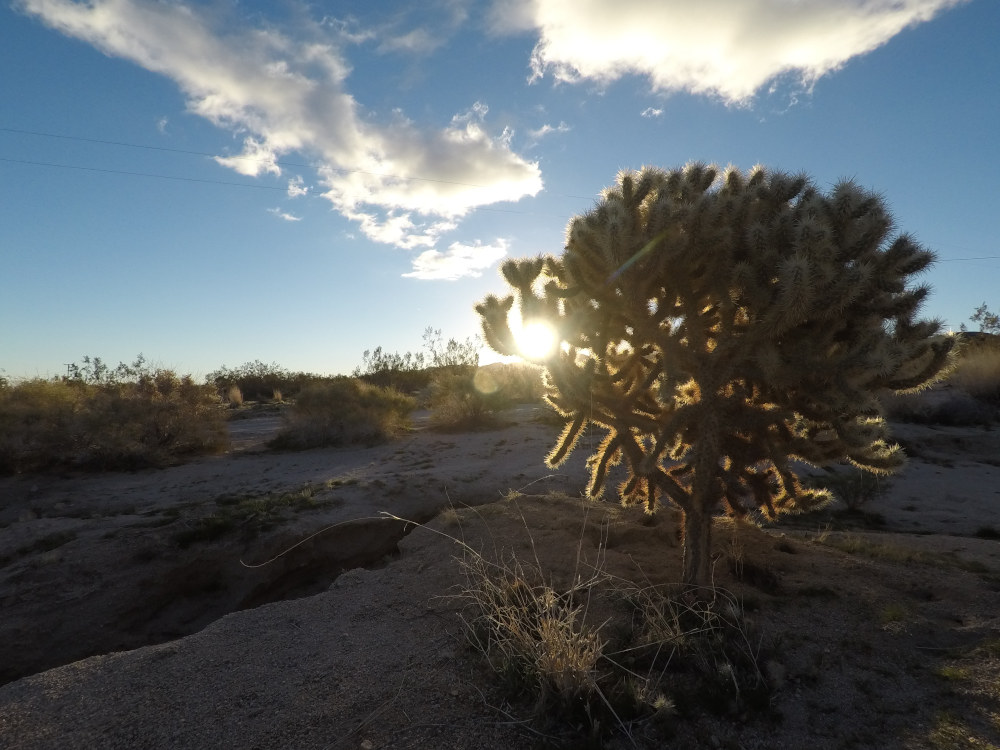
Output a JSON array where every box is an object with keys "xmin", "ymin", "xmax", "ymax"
[
  {"xmin": 269, "ymin": 377, "xmax": 415, "ymax": 450},
  {"xmin": 206, "ymin": 360, "xmax": 320, "ymax": 402},
  {"xmin": 172, "ymin": 484, "xmax": 325, "ymax": 547},
  {"xmin": 0, "ymin": 361, "xmax": 227, "ymax": 474},
  {"xmin": 353, "ymin": 327, "xmax": 481, "ymax": 393}
]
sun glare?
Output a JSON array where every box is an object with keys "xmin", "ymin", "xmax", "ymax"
[{"xmin": 515, "ymin": 320, "xmax": 557, "ymax": 360}]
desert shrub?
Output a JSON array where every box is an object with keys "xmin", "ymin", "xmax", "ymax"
[
  {"xmin": 476, "ymin": 362, "xmax": 546, "ymax": 404},
  {"xmin": 0, "ymin": 369, "xmax": 227, "ymax": 474},
  {"xmin": 269, "ymin": 377, "xmax": 414, "ymax": 450},
  {"xmin": 806, "ymin": 467, "xmax": 891, "ymax": 512},
  {"xmin": 947, "ymin": 342, "xmax": 1000, "ymax": 403},
  {"xmin": 353, "ymin": 327, "xmax": 482, "ymax": 394},
  {"xmin": 206, "ymin": 360, "xmax": 321, "ymax": 402},
  {"xmin": 962, "ymin": 303, "xmax": 1000, "ymax": 336},
  {"xmin": 354, "ymin": 350, "xmax": 434, "ymax": 393},
  {"xmin": 881, "ymin": 337, "xmax": 1000, "ymax": 425},
  {"xmin": 428, "ymin": 368, "xmax": 511, "ymax": 432},
  {"xmin": 882, "ymin": 387, "xmax": 993, "ymax": 426}
]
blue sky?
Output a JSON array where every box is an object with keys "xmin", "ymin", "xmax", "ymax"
[{"xmin": 2, "ymin": 0, "xmax": 998, "ymax": 380}]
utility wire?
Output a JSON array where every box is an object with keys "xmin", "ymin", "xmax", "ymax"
[
  {"xmin": 0, "ymin": 155, "xmax": 554, "ymax": 216},
  {"xmin": 0, "ymin": 156, "xmax": 288, "ymax": 191},
  {"xmin": 1, "ymin": 127, "xmax": 994, "ymax": 255},
  {"xmin": 1, "ymin": 125, "xmax": 593, "ymax": 195}
]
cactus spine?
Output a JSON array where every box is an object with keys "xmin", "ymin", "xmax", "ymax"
[{"xmin": 476, "ymin": 163, "xmax": 954, "ymax": 588}]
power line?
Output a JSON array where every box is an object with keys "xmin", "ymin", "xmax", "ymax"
[
  {"xmin": 937, "ymin": 256, "xmax": 1000, "ymax": 262},
  {"xmin": 2, "ymin": 127, "xmax": 993, "ymax": 255},
  {"xmin": 0, "ymin": 155, "xmax": 562, "ymax": 217},
  {"xmin": 0, "ymin": 125, "xmax": 578, "ymax": 193},
  {"xmin": 0, "ymin": 156, "xmax": 288, "ymax": 190}
]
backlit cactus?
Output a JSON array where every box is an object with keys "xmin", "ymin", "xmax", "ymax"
[{"xmin": 476, "ymin": 163, "xmax": 954, "ymax": 587}]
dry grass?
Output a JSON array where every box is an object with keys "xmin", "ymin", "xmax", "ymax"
[
  {"xmin": 227, "ymin": 385, "xmax": 244, "ymax": 408},
  {"xmin": 445, "ymin": 505, "xmax": 768, "ymax": 745}
]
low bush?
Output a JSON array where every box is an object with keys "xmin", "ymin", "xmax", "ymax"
[
  {"xmin": 206, "ymin": 360, "xmax": 322, "ymax": 402},
  {"xmin": 474, "ymin": 362, "xmax": 545, "ymax": 404},
  {"xmin": 947, "ymin": 342, "xmax": 1000, "ymax": 403},
  {"xmin": 353, "ymin": 327, "xmax": 482, "ymax": 395},
  {"xmin": 0, "ymin": 368, "xmax": 228, "ymax": 474},
  {"xmin": 428, "ymin": 368, "xmax": 511, "ymax": 432},
  {"xmin": 882, "ymin": 336, "xmax": 1000, "ymax": 425},
  {"xmin": 269, "ymin": 377, "xmax": 415, "ymax": 450},
  {"xmin": 882, "ymin": 388, "xmax": 992, "ymax": 426}
]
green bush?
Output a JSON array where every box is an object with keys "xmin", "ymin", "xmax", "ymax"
[
  {"xmin": 0, "ymin": 370, "xmax": 228, "ymax": 474},
  {"xmin": 270, "ymin": 377, "xmax": 415, "ymax": 450}
]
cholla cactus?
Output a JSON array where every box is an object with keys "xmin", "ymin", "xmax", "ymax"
[{"xmin": 476, "ymin": 163, "xmax": 954, "ymax": 588}]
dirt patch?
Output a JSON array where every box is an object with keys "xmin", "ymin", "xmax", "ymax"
[
  {"xmin": 0, "ymin": 405, "xmax": 582, "ymax": 686},
  {"xmin": 1, "ymin": 407, "xmax": 999, "ymax": 748}
]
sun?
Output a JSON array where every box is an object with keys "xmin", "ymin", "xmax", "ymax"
[{"xmin": 514, "ymin": 320, "xmax": 557, "ymax": 360}]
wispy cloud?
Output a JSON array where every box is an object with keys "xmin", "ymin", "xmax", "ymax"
[
  {"xmin": 526, "ymin": 120, "xmax": 570, "ymax": 145},
  {"xmin": 267, "ymin": 208, "xmax": 302, "ymax": 222},
  {"xmin": 640, "ymin": 107, "xmax": 663, "ymax": 118},
  {"xmin": 19, "ymin": 0, "xmax": 542, "ymax": 256},
  {"xmin": 403, "ymin": 239, "xmax": 509, "ymax": 280},
  {"xmin": 499, "ymin": 0, "xmax": 968, "ymax": 103}
]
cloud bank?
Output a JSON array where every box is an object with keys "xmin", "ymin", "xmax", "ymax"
[
  {"xmin": 500, "ymin": 0, "xmax": 967, "ymax": 103},
  {"xmin": 18, "ymin": 0, "xmax": 541, "ymax": 278}
]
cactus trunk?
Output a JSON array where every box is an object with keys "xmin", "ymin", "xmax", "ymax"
[{"xmin": 682, "ymin": 505, "xmax": 712, "ymax": 589}]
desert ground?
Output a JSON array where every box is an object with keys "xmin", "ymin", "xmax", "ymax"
[{"xmin": 1, "ymin": 402, "xmax": 999, "ymax": 748}]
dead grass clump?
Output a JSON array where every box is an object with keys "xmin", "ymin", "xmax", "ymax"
[
  {"xmin": 0, "ymin": 373, "xmax": 228, "ymax": 474},
  {"xmin": 456, "ymin": 550, "xmax": 606, "ymax": 720},
  {"xmin": 451, "ymin": 514, "xmax": 769, "ymax": 745},
  {"xmin": 269, "ymin": 377, "xmax": 414, "ymax": 450},
  {"xmin": 227, "ymin": 385, "xmax": 244, "ymax": 408}
]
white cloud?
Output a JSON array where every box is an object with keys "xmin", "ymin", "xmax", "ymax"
[
  {"xmin": 156, "ymin": 116, "xmax": 169, "ymax": 133},
  {"xmin": 215, "ymin": 137, "xmax": 281, "ymax": 178},
  {"xmin": 498, "ymin": 0, "xmax": 968, "ymax": 103},
  {"xmin": 20, "ymin": 0, "xmax": 542, "ymax": 249},
  {"xmin": 287, "ymin": 176, "xmax": 309, "ymax": 198},
  {"xmin": 640, "ymin": 107, "xmax": 663, "ymax": 118},
  {"xmin": 403, "ymin": 238, "xmax": 509, "ymax": 280},
  {"xmin": 526, "ymin": 121, "xmax": 570, "ymax": 144},
  {"xmin": 267, "ymin": 208, "xmax": 302, "ymax": 222}
]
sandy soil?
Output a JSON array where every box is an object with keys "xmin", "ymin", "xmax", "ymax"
[{"xmin": 1, "ymin": 404, "xmax": 999, "ymax": 748}]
